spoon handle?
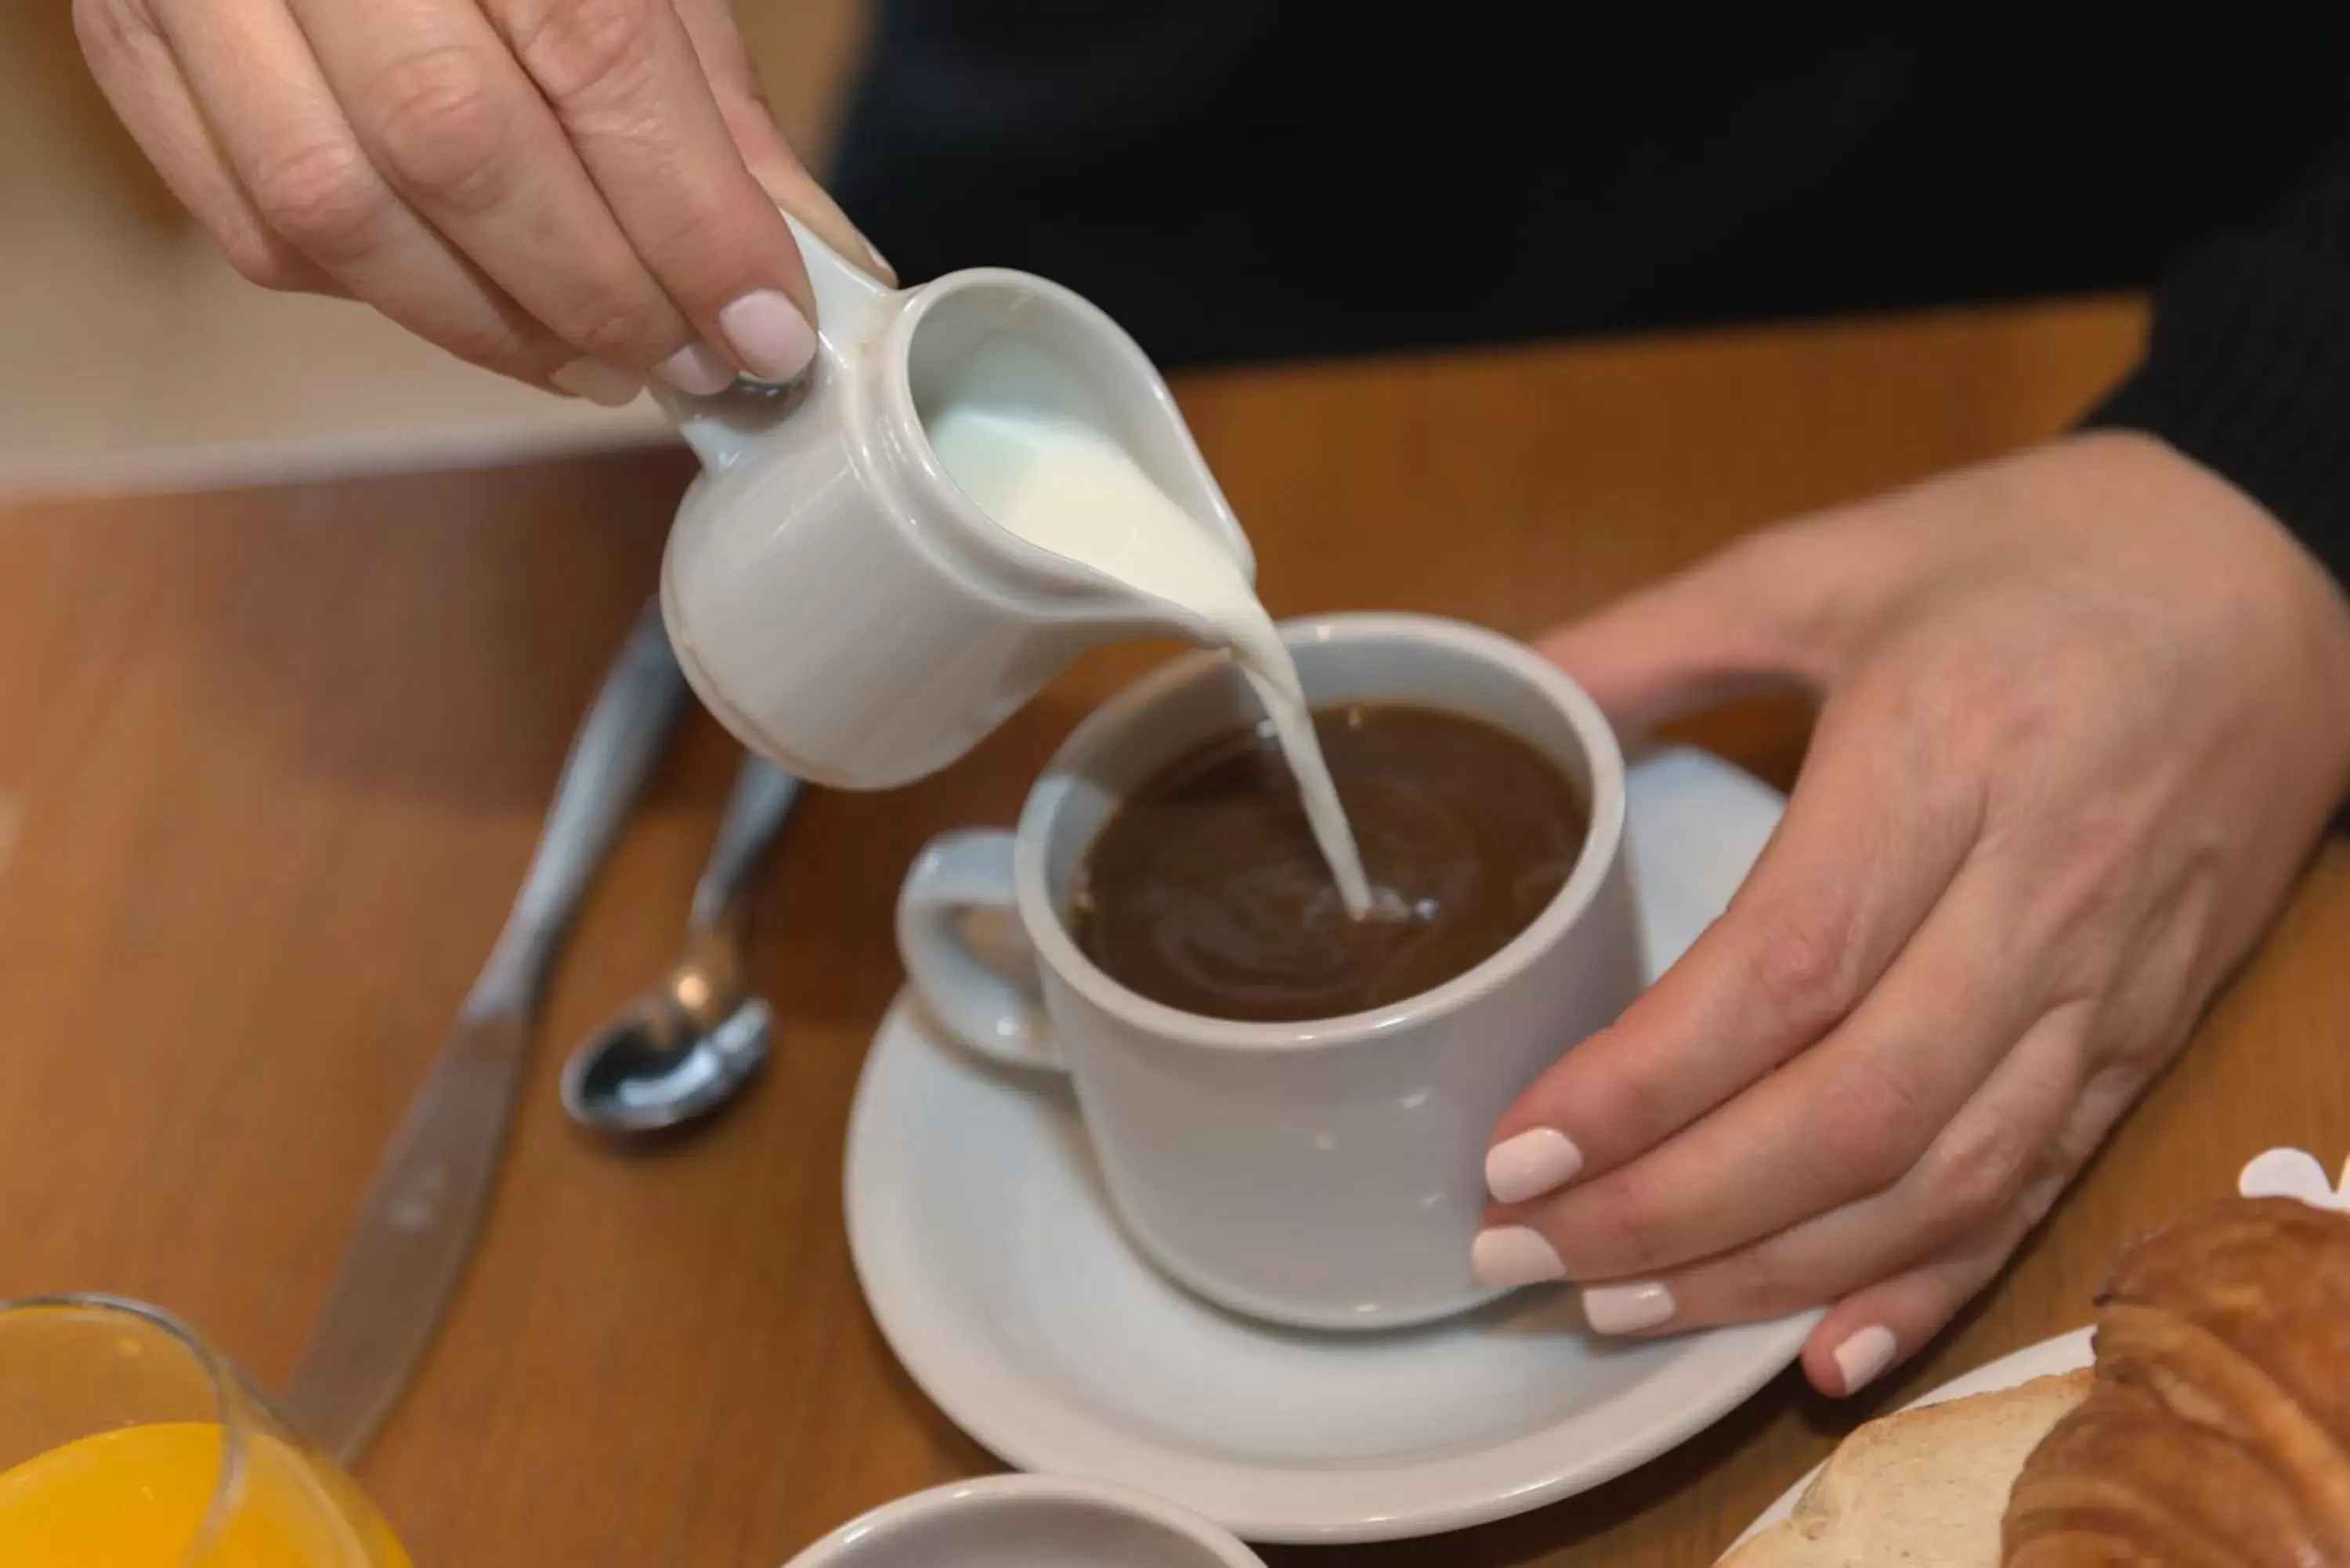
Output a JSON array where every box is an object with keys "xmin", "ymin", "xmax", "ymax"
[{"xmin": 689, "ymin": 758, "xmax": 805, "ymax": 930}]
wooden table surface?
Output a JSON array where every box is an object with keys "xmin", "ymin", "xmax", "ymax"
[{"xmin": 5, "ymin": 296, "xmax": 2347, "ymax": 1567}]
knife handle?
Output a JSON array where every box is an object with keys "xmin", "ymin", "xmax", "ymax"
[{"xmin": 475, "ymin": 600, "xmax": 692, "ymax": 1013}]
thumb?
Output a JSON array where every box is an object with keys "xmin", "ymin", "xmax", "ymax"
[
  {"xmin": 1537, "ymin": 542, "xmax": 1826, "ymax": 734},
  {"xmin": 672, "ymin": 0, "xmax": 897, "ymax": 287}
]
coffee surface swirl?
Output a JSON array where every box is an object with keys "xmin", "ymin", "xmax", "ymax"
[{"xmin": 1070, "ymin": 705, "xmax": 1586, "ymax": 1023}]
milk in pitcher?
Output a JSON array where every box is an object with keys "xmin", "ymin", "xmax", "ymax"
[{"xmin": 924, "ymin": 388, "xmax": 1376, "ymax": 916}]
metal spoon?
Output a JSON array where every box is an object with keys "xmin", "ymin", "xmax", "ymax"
[{"xmin": 560, "ymin": 757, "xmax": 804, "ymax": 1133}]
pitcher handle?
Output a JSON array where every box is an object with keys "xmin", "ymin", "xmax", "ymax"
[
  {"xmin": 661, "ymin": 212, "xmax": 897, "ymax": 474},
  {"xmin": 896, "ymin": 830, "xmax": 1066, "ymax": 1071},
  {"xmin": 785, "ymin": 212, "xmax": 894, "ymax": 359}
]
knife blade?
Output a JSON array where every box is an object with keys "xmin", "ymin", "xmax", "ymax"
[{"xmin": 282, "ymin": 599, "xmax": 692, "ymax": 1464}]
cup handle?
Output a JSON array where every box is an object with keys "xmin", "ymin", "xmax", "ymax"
[{"xmin": 896, "ymin": 829, "xmax": 1066, "ymax": 1072}]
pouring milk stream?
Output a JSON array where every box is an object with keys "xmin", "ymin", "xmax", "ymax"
[{"xmin": 657, "ymin": 216, "xmax": 1376, "ymax": 915}]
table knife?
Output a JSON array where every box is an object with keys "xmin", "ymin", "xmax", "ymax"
[{"xmin": 282, "ymin": 599, "xmax": 692, "ymax": 1464}]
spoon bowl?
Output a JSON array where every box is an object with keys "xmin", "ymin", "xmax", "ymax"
[
  {"xmin": 558, "ymin": 757, "xmax": 803, "ymax": 1139},
  {"xmin": 562, "ymin": 994, "xmax": 773, "ymax": 1133}
]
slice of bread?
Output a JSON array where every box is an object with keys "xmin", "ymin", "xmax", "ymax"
[{"xmin": 1723, "ymin": 1371, "xmax": 2091, "ymax": 1568}]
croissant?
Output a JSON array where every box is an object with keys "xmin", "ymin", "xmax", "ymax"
[{"xmin": 2001, "ymin": 1196, "xmax": 2350, "ymax": 1566}]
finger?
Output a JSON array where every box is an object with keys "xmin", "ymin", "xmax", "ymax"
[
  {"xmin": 1480, "ymin": 677, "xmax": 1978, "ymax": 1225},
  {"xmin": 1568, "ymin": 1004, "xmax": 2088, "ymax": 1339},
  {"xmin": 1802, "ymin": 1196, "xmax": 2048, "ymax": 1398},
  {"xmin": 670, "ymin": 0, "xmax": 893, "ymax": 282},
  {"xmin": 146, "ymin": 0, "xmax": 609, "ymax": 396},
  {"xmin": 1806, "ymin": 996, "xmax": 2125, "ymax": 1399},
  {"xmin": 1492, "ymin": 843, "xmax": 2048, "ymax": 1284},
  {"xmin": 1535, "ymin": 532, "xmax": 1831, "ymax": 734},
  {"xmin": 278, "ymin": 0, "xmax": 732, "ymax": 394},
  {"xmin": 71, "ymin": 0, "xmax": 338, "ymax": 294},
  {"xmin": 480, "ymin": 0, "xmax": 821, "ymax": 382}
]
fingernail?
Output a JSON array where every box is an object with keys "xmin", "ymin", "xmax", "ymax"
[
  {"xmin": 656, "ymin": 341, "xmax": 738, "ymax": 396},
  {"xmin": 1582, "ymin": 1281, "xmax": 1676, "ymax": 1334},
  {"xmin": 550, "ymin": 358, "xmax": 642, "ymax": 407},
  {"xmin": 1471, "ymin": 1227, "xmax": 1567, "ymax": 1288},
  {"xmin": 1486, "ymin": 1128, "xmax": 1584, "ymax": 1203},
  {"xmin": 1832, "ymin": 1324, "xmax": 1898, "ymax": 1393},
  {"xmin": 718, "ymin": 290, "xmax": 817, "ymax": 383}
]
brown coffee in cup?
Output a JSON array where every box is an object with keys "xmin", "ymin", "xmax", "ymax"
[{"xmin": 1069, "ymin": 704, "xmax": 1587, "ymax": 1022}]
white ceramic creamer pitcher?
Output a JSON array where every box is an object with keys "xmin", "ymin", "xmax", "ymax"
[{"xmin": 656, "ymin": 218, "xmax": 1254, "ymax": 791}]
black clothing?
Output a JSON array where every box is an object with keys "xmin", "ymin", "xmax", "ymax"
[{"xmin": 829, "ymin": 0, "xmax": 2350, "ymax": 580}]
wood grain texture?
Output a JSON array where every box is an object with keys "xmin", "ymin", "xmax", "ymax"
[{"xmin": 3, "ymin": 295, "xmax": 2344, "ymax": 1567}]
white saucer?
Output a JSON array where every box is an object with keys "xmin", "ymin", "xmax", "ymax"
[
  {"xmin": 1723, "ymin": 1327, "xmax": 2095, "ymax": 1558},
  {"xmin": 846, "ymin": 748, "xmax": 1817, "ymax": 1545}
]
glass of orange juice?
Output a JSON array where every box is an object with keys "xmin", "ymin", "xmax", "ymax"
[{"xmin": 0, "ymin": 1295, "xmax": 412, "ymax": 1567}]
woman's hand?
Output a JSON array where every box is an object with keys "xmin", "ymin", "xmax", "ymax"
[
  {"xmin": 74, "ymin": 0, "xmax": 888, "ymax": 402},
  {"xmin": 1477, "ymin": 432, "xmax": 2350, "ymax": 1396}
]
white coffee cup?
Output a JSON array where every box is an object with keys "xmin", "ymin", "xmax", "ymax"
[
  {"xmin": 783, "ymin": 1475, "xmax": 1265, "ymax": 1568},
  {"xmin": 896, "ymin": 613, "xmax": 1644, "ymax": 1331}
]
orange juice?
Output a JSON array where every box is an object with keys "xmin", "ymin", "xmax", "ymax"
[{"xmin": 0, "ymin": 1422, "xmax": 411, "ymax": 1567}]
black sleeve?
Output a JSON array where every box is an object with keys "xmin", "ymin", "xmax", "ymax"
[{"xmin": 2084, "ymin": 160, "xmax": 2350, "ymax": 591}]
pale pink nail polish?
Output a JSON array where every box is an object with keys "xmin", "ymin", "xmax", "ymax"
[
  {"xmin": 1832, "ymin": 1324, "xmax": 1898, "ymax": 1393},
  {"xmin": 656, "ymin": 342, "xmax": 738, "ymax": 396},
  {"xmin": 551, "ymin": 358, "xmax": 641, "ymax": 407},
  {"xmin": 1485, "ymin": 1127, "xmax": 1584, "ymax": 1203},
  {"xmin": 1582, "ymin": 1281, "xmax": 1675, "ymax": 1334},
  {"xmin": 718, "ymin": 289, "xmax": 816, "ymax": 383},
  {"xmin": 1471, "ymin": 1226, "xmax": 1567, "ymax": 1288}
]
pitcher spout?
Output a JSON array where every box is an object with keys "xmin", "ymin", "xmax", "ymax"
[{"xmin": 890, "ymin": 266, "xmax": 1257, "ymax": 608}]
